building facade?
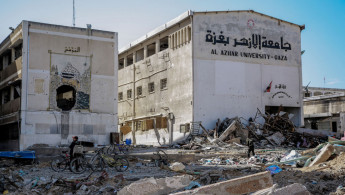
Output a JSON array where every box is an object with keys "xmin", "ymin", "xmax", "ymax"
[
  {"xmin": 0, "ymin": 21, "xmax": 118, "ymax": 150},
  {"xmin": 303, "ymin": 86, "xmax": 345, "ymax": 98},
  {"xmin": 304, "ymin": 92, "xmax": 345, "ymax": 134},
  {"xmin": 118, "ymin": 10, "xmax": 304, "ymax": 146}
]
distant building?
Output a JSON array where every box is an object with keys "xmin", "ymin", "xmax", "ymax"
[
  {"xmin": 118, "ymin": 10, "xmax": 304, "ymax": 145},
  {"xmin": 0, "ymin": 21, "xmax": 118, "ymax": 150},
  {"xmin": 303, "ymin": 86, "xmax": 345, "ymax": 98},
  {"xmin": 303, "ymin": 87, "xmax": 345, "ymax": 134}
]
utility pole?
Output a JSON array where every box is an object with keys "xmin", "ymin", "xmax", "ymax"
[{"xmin": 73, "ymin": 0, "xmax": 75, "ymax": 27}]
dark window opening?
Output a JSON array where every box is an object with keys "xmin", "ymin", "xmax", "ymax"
[
  {"xmin": 127, "ymin": 54, "xmax": 133, "ymax": 66},
  {"xmin": 118, "ymin": 92, "xmax": 123, "ymax": 101},
  {"xmin": 160, "ymin": 78, "xmax": 167, "ymax": 90},
  {"xmin": 136, "ymin": 48, "xmax": 144, "ymax": 62},
  {"xmin": 160, "ymin": 37, "xmax": 169, "ymax": 51},
  {"xmin": 332, "ymin": 122, "xmax": 337, "ymax": 132},
  {"xmin": 148, "ymin": 82, "xmax": 155, "ymax": 93},
  {"xmin": 14, "ymin": 43, "xmax": 22, "ymax": 60},
  {"xmin": 304, "ymin": 92, "xmax": 310, "ymax": 98},
  {"xmin": 119, "ymin": 58, "xmax": 124, "ymax": 70},
  {"xmin": 56, "ymin": 85, "xmax": 76, "ymax": 111},
  {"xmin": 137, "ymin": 86, "xmax": 142, "ymax": 96},
  {"xmin": 147, "ymin": 43, "xmax": 155, "ymax": 57},
  {"xmin": 3, "ymin": 87, "xmax": 11, "ymax": 104},
  {"xmin": 1, "ymin": 50, "xmax": 11, "ymax": 68},
  {"xmin": 127, "ymin": 89, "xmax": 132, "ymax": 99}
]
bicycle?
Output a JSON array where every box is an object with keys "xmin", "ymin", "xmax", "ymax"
[
  {"xmin": 106, "ymin": 142, "xmax": 131, "ymax": 155},
  {"xmin": 152, "ymin": 149, "xmax": 169, "ymax": 167},
  {"xmin": 51, "ymin": 151, "xmax": 71, "ymax": 172},
  {"xmin": 69, "ymin": 152, "xmax": 93, "ymax": 174},
  {"xmin": 91, "ymin": 147, "xmax": 129, "ymax": 172}
]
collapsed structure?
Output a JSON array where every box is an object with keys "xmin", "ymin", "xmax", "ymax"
[
  {"xmin": 118, "ymin": 10, "xmax": 305, "ymax": 145},
  {"xmin": 0, "ymin": 21, "xmax": 118, "ymax": 150}
]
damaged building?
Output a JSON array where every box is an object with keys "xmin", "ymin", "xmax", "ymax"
[
  {"xmin": 0, "ymin": 21, "xmax": 118, "ymax": 150},
  {"xmin": 118, "ymin": 10, "xmax": 304, "ymax": 145},
  {"xmin": 304, "ymin": 93, "xmax": 345, "ymax": 135}
]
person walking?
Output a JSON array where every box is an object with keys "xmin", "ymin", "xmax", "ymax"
[{"xmin": 247, "ymin": 137, "xmax": 255, "ymax": 158}]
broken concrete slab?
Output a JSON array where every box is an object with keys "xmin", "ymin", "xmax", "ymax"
[
  {"xmin": 309, "ymin": 143, "xmax": 334, "ymax": 167},
  {"xmin": 267, "ymin": 132, "xmax": 285, "ymax": 146},
  {"xmin": 171, "ymin": 171, "xmax": 273, "ymax": 195},
  {"xmin": 333, "ymin": 145, "xmax": 345, "ymax": 155},
  {"xmin": 118, "ymin": 175, "xmax": 193, "ymax": 195},
  {"xmin": 253, "ymin": 183, "xmax": 311, "ymax": 195},
  {"xmin": 218, "ymin": 120, "xmax": 237, "ymax": 142}
]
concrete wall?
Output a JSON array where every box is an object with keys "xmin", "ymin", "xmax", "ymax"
[
  {"xmin": 20, "ymin": 21, "xmax": 118, "ymax": 150},
  {"xmin": 118, "ymin": 18, "xmax": 193, "ymax": 145},
  {"xmin": 192, "ymin": 11, "xmax": 303, "ymax": 129}
]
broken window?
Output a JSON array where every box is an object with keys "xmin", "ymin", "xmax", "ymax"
[
  {"xmin": 127, "ymin": 89, "xmax": 132, "ymax": 99},
  {"xmin": 126, "ymin": 54, "xmax": 133, "ymax": 66},
  {"xmin": 118, "ymin": 92, "xmax": 123, "ymax": 101},
  {"xmin": 147, "ymin": 43, "xmax": 155, "ymax": 57},
  {"xmin": 160, "ymin": 36, "xmax": 169, "ymax": 51},
  {"xmin": 137, "ymin": 86, "xmax": 142, "ymax": 96},
  {"xmin": 119, "ymin": 58, "xmax": 124, "ymax": 70},
  {"xmin": 136, "ymin": 48, "xmax": 144, "ymax": 62},
  {"xmin": 160, "ymin": 78, "xmax": 167, "ymax": 90},
  {"xmin": 13, "ymin": 83, "xmax": 21, "ymax": 99},
  {"xmin": 304, "ymin": 92, "xmax": 310, "ymax": 98},
  {"xmin": 136, "ymin": 121, "xmax": 143, "ymax": 131},
  {"xmin": 14, "ymin": 43, "xmax": 22, "ymax": 60},
  {"xmin": 56, "ymin": 85, "xmax": 76, "ymax": 111},
  {"xmin": 148, "ymin": 82, "xmax": 155, "ymax": 93}
]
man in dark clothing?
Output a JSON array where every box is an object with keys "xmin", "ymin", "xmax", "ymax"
[
  {"xmin": 69, "ymin": 136, "xmax": 79, "ymax": 158},
  {"xmin": 247, "ymin": 138, "xmax": 255, "ymax": 158}
]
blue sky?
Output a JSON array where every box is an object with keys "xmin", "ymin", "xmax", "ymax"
[{"xmin": 1, "ymin": 0, "xmax": 345, "ymax": 88}]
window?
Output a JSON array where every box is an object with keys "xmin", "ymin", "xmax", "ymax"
[
  {"xmin": 147, "ymin": 43, "xmax": 155, "ymax": 57},
  {"xmin": 160, "ymin": 78, "xmax": 167, "ymax": 90},
  {"xmin": 126, "ymin": 54, "xmax": 133, "ymax": 66},
  {"xmin": 148, "ymin": 82, "xmax": 155, "ymax": 93},
  {"xmin": 3, "ymin": 88, "xmax": 10, "ymax": 104},
  {"xmin": 56, "ymin": 85, "xmax": 76, "ymax": 111},
  {"xmin": 160, "ymin": 36, "xmax": 169, "ymax": 51},
  {"xmin": 127, "ymin": 89, "xmax": 132, "ymax": 99},
  {"xmin": 137, "ymin": 86, "xmax": 142, "ymax": 96},
  {"xmin": 118, "ymin": 92, "xmax": 123, "ymax": 101},
  {"xmin": 14, "ymin": 43, "xmax": 22, "ymax": 60},
  {"xmin": 119, "ymin": 58, "xmax": 124, "ymax": 70},
  {"xmin": 136, "ymin": 48, "xmax": 144, "ymax": 62}
]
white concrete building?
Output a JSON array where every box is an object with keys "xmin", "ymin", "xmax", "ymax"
[
  {"xmin": 118, "ymin": 10, "xmax": 304, "ymax": 146},
  {"xmin": 0, "ymin": 21, "xmax": 118, "ymax": 150}
]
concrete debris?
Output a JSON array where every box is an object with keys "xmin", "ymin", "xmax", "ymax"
[
  {"xmin": 169, "ymin": 162, "xmax": 185, "ymax": 172},
  {"xmin": 253, "ymin": 183, "xmax": 311, "ymax": 195},
  {"xmin": 171, "ymin": 171, "xmax": 273, "ymax": 195},
  {"xmin": 309, "ymin": 143, "xmax": 334, "ymax": 167},
  {"xmin": 118, "ymin": 175, "xmax": 193, "ymax": 195}
]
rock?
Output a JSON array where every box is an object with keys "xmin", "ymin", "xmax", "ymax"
[
  {"xmin": 169, "ymin": 162, "xmax": 185, "ymax": 171},
  {"xmin": 267, "ymin": 132, "xmax": 286, "ymax": 146}
]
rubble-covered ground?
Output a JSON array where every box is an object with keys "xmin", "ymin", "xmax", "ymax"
[{"xmin": 1, "ymin": 145, "xmax": 345, "ymax": 195}]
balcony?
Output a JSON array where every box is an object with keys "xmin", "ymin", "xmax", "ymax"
[
  {"xmin": 0, "ymin": 56, "xmax": 22, "ymax": 86},
  {"xmin": 0, "ymin": 98, "xmax": 21, "ymax": 116}
]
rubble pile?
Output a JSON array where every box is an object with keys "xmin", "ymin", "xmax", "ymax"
[{"xmin": 175, "ymin": 107, "xmax": 330, "ymax": 152}]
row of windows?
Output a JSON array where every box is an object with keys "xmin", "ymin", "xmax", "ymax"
[
  {"xmin": 118, "ymin": 78, "xmax": 167, "ymax": 101},
  {"xmin": 170, "ymin": 26, "xmax": 191, "ymax": 49},
  {"xmin": 118, "ymin": 37, "xmax": 169, "ymax": 70}
]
